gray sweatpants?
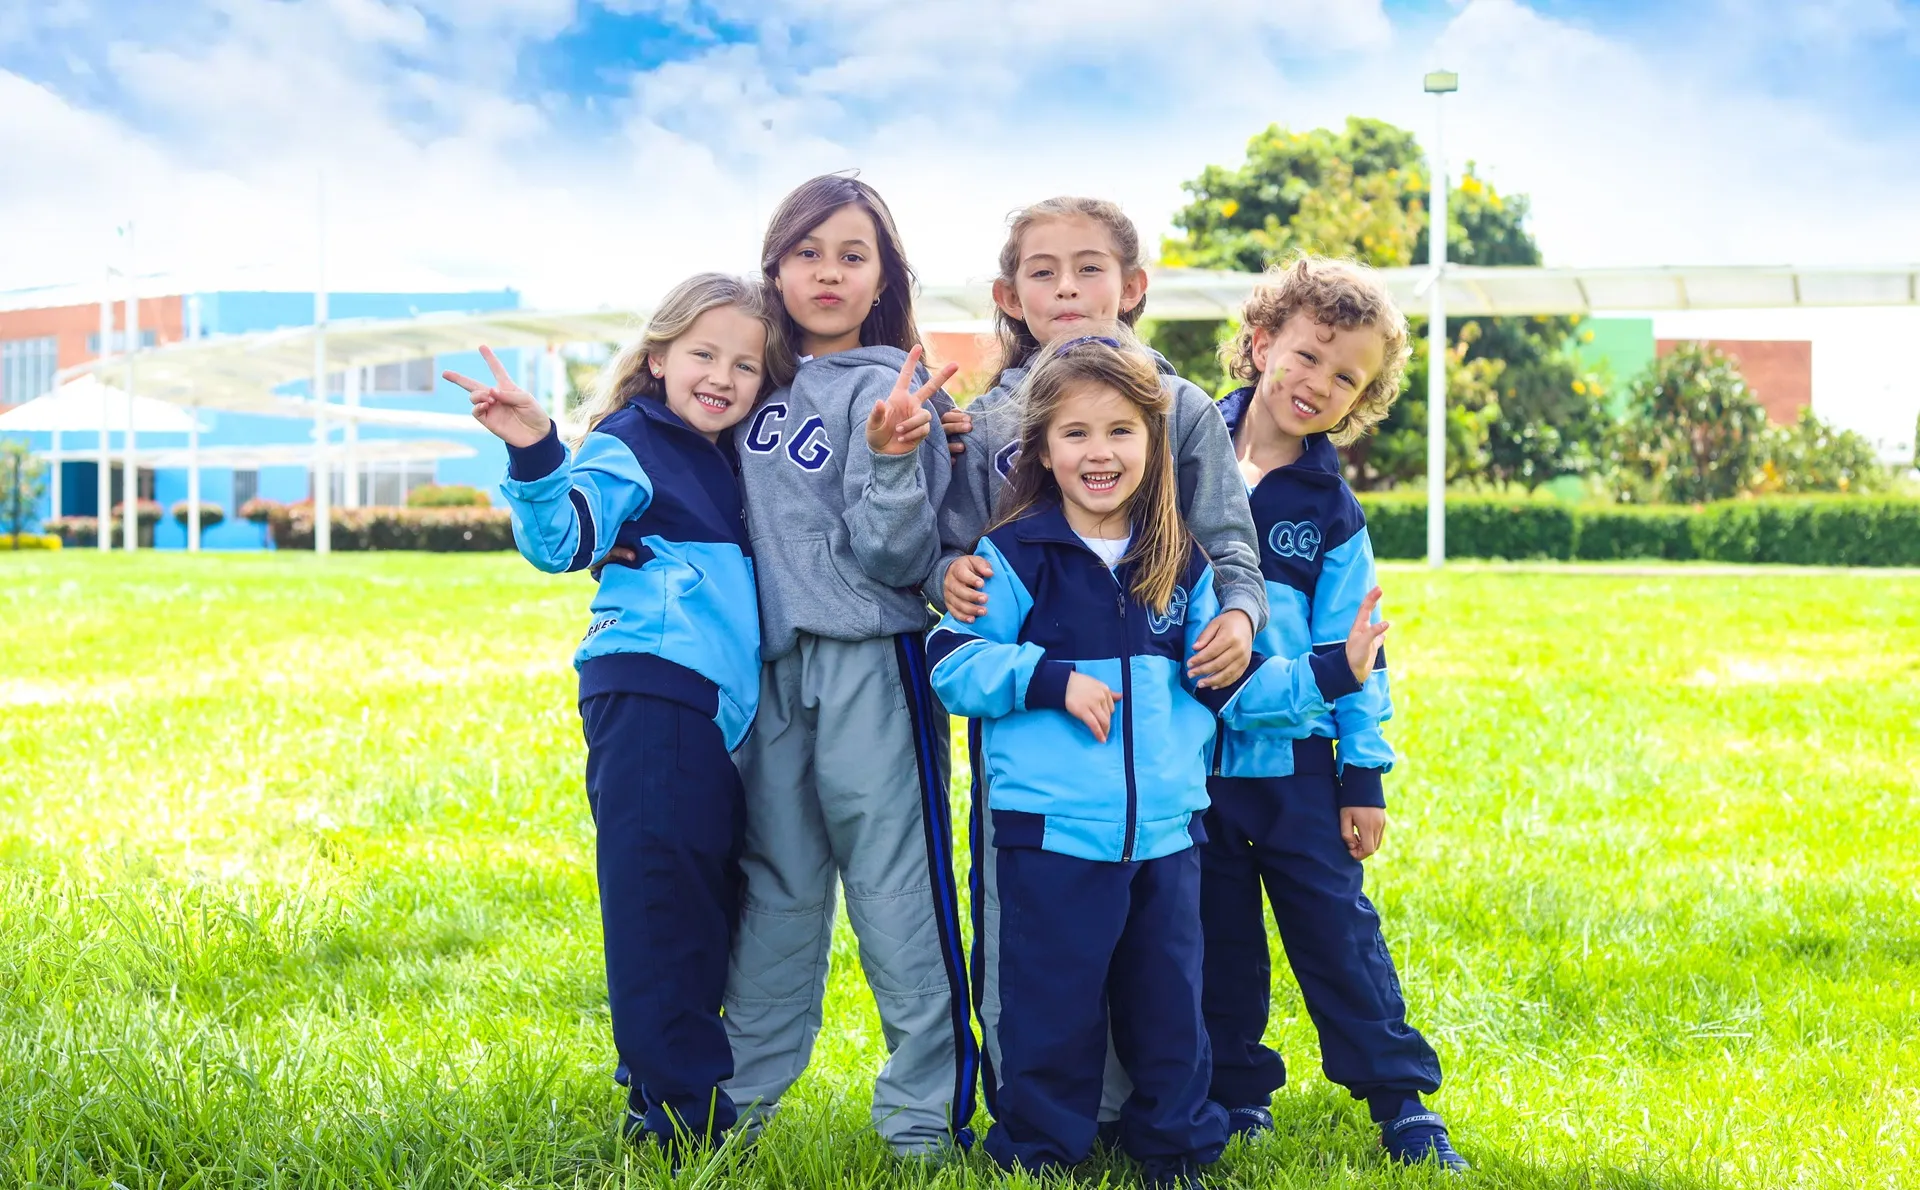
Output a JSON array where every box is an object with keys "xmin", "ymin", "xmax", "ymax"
[
  {"xmin": 723, "ymin": 632, "xmax": 977, "ymax": 1153},
  {"xmin": 969, "ymin": 723, "xmax": 1132, "ymax": 1127}
]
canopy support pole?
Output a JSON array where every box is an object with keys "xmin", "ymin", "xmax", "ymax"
[
  {"xmin": 97, "ymin": 275, "xmax": 112, "ymax": 551},
  {"xmin": 122, "ymin": 225, "xmax": 138, "ymax": 553}
]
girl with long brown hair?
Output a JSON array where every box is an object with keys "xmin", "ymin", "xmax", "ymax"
[{"xmin": 717, "ymin": 173, "xmax": 979, "ymax": 1158}]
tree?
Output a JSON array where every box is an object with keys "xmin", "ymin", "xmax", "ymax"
[
  {"xmin": 2, "ymin": 440, "xmax": 49, "ymax": 545},
  {"xmin": 1606, "ymin": 344, "xmax": 1768, "ymax": 503},
  {"xmin": 1754, "ymin": 408, "xmax": 1889, "ymax": 495},
  {"xmin": 1154, "ymin": 117, "xmax": 1607, "ymax": 490}
]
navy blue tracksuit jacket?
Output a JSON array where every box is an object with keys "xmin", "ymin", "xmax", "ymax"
[{"xmin": 1200, "ymin": 389, "xmax": 1442, "ymax": 1111}]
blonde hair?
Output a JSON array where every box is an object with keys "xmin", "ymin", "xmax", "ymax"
[
  {"xmin": 992, "ymin": 196, "xmax": 1147, "ymax": 374},
  {"xmin": 1221, "ymin": 256, "xmax": 1412, "ymax": 445},
  {"xmin": 990, "ymin": 330, "xmax": 1189, "ymax": 614},
  {"xmin": 574, "ymin": 273, "xmax": 794, "ymax": 441}
]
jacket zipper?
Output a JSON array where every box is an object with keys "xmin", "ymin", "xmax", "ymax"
[
  {"xmin": 1211, "ymin": 712, "xmax": 1227, "ymax": 777},
  {"xmin": 1114, "ymin": 579, "xmax": 1138, "ymax": 864}
]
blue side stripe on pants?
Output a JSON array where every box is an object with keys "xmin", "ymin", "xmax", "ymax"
[{"xmin": 894, "ymin": 633, "xmax": 980, "ymax": 1142}]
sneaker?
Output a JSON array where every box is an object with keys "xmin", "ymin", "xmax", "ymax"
[
  {"xmin": 1095, "ymin": 1118, "xmax": 1124, "ymax": 1150},
  {"xmin": 1225, "ymin": 1105, "xmax": 1274, "ymax": 1141},
  {"xmin": 1380, "ymin": 1108, "xmax": 1469, "ymax": 1173}
]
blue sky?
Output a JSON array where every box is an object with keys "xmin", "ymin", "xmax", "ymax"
[{"xmin": 3, "ymin": 0, "xmax": 1919, "ymax": 307}]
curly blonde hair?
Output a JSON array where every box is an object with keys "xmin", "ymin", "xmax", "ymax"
[{"xmin": 1221, "ymin": 256, "xmax": 1411, "ymax": 446}]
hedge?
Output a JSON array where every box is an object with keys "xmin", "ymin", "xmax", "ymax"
[
  {"xmin": 171, "ymin": 501, "xmax": 227, "ymax": 530},
  {"xmin": 1358, "ymin": 496, "xmax": 1920, "ymax": 566},
  {"xmin": 407, "ymin": 484, "xmax": 492, "ymax": 508},
  {"xmin": 0, "ymin": 533, "xmax": 61, "ymax": 550},
  {"xmin": 45, "ymin": 516, "xmax": 155, "ymax": 548},
  {"xmin": 267, "ymin": 505, "xmax": 515, "ymax": 552}
]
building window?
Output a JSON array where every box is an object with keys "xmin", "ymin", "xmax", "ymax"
[
  {"xmin": 232, "ymin": 469, "xmax": 259, "ymax": 508},
  {"xmin": 317, "ymin": 460, "xmax": 437, "ymax": 506},
  {"xmin": 84, "ymin": 330, "xmax": 159, "ymax": 355},
  {"xmin": 2, "ymin": 336, "xmax": 58, "ymax": 402},
  {"xmin": 369, "ymin": 359, "xmax": 436, "ymax": 392}
]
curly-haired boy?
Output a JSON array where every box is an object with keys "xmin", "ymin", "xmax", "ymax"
[{"xmin": 1203, "ymin": 255, "xmax": 1466, "ymax": 1172}]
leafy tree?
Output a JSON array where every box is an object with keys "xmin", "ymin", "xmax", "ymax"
[
  {"xmin": 1754, "ymin": 408, "xmax": 1889, "ymax": 494},
  {"xmin": 1606, "ymin": 344, "xmax": 1768, "ymax": 503},
  {"xmin": 2, "ymin": 440, "xmax": 49, "ymax": 544},
  {"xmin": 1154, "ymin": 117, "xmax": 1606, "ymax": 490}
]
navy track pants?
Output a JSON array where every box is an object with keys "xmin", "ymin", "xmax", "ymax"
[
  {"xmin": 1199, "ymin": 771, "xmax": 1442, "ymax": 1109},
  {"xmin": 984, "ymin": 841, "xmax": 1227, "ymax": 1175},
  {"xmin": 581, "ymin": 691, "xmax": 745, "ymax": 1142}
]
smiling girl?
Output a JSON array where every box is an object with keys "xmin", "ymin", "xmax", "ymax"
[
  {"xmin": 444, "ymin": 273, "xmax": 788, "ymax": 1154},
  {"xmin": 926, "ymin": 331, "xmax": 1386, "ymax": 1188}
]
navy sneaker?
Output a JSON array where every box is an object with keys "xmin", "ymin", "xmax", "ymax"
[
  {"xmin": 1225, "ymin": 1105, "xmax": 1274, "ymax": 1141},
  {"xmin": 1380, "ymin": 1107, "xmax": 1469, "ymax": 1172},
  {"xmin": 1095, "ymin": 1118, "xmax": 1123, "ymax": 1150}
]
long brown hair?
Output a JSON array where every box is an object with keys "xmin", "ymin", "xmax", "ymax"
[
  {"xmin": 989, "ymin": 330, "xmax": 1190, "ymax": 614},
  {"xmin": 992, "ymin": 196, "xmax": 1148, "ymax": 375},
  {"xmin": 761, "ymin": 173, "xmax": 922, "ymax": 357},
  {"xmin": 573, "ymin": 273, "xmax": 794, "ymax": 442}
]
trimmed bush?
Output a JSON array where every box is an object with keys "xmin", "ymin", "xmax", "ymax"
[
  {"xmin": 267, "ymin": 505, "xmax": 515, "ymax": 552},
  {"xmin": 44, "ymin": 516, "xmax": 152, "ymax": 548},
  {"xmin": 1359, "ymin": 495, "xmax": 1920, "ymax": 566},
  {"xmin": 0, "ymin": 533, "xmax": 61, "ymax": 550},
  {"xmin": 110, "ymin": 500, "xmax": 164, "ymax": 527},
  {"xmin": 240, "ymin": 498, "xmax": 283, "ymax": 524},
  {"xmin": 1358, "ymin": 495, "xmax": 1575, "ymax": 560},
  {"xmin": 1573, "ymin": 505, "xmax": 1697, "ymax": 562},
  {"xmin": 1691, "ymin": 498, "xmax": 1920, "ymax": 567},
  {"xmin": 407, "ymin": 484, "xmax": 492, "ymax": 509},
  {"xmin": 171, "ymin": 501, "xmax": 227, "ymax": 530}
]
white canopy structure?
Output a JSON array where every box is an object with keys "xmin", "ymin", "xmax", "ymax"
[
  {"xmin": 52, "ymin": 261, "xmax": 1920, "ymax": 562},
  {"xmin": 915, "ymin": 263, "xmax": 1920, "ymax": 326},
  {"xmin": 40, "ymin": 437, "xmax": 475, "ymax": 470},
  {"xmin": 0, "ymin": 375, "xmax": 208, "ymax": 540}
]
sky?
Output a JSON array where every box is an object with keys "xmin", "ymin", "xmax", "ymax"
[{"xmin": 3, "ymin": 0, "xmax": 1919, "ymax": 441}]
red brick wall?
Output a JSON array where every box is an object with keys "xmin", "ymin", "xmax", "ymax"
[
  {"xmin": 1655, "ymin": 338, "xmax": 1811, "ymax": 426},
  {"xmin": 0, "ymin": 295, "xmax": 185, "ymax": 397}
]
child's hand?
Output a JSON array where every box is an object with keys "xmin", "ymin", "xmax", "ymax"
[
  {"xmin": 867, "ymin": 345, "xmax": 959, "ymax": 456},
  {"xmin": 1345, "ymin": 587, "xmax": 1390, "ymax": 686},
  {"xmin": 1063, "ymin": 672, "xmax": 1122, "ymax": 743},
  {"xmin": 1340, "ymin": 805, "xmax": 1386, "ymax": 861},
  {"xmin": 943, "ymin": 555, "xmax": 993, "ymax": 622},
  {"xmin": 1188, "ymin": 609, "xmax": 1254, "ymax": 689},
  {"xmin": 444, "ymin": 345, "xmax": 551, "ymax": 448},
  {"xmin": 942, "ymin": 408, "xmax": 972, "ymax": 457}
]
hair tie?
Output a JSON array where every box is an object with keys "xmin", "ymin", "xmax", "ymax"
[{"xmin": 1053, "ymin": 335, "xmax": 1123, "ymax": 357}]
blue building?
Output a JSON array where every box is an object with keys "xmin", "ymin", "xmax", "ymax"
[{"xmin": 0, "ymin": 286, "xmax": 532, "ymax": 549}]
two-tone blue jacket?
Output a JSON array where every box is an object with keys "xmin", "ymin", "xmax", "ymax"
[
  {"xmin": 1211, "ymin": 387, "xmax": 1396, "ymax": 807},
  {"xmin": 926, "ymin": 500, "xmax": 1364, "ymax": 865},
  {"xmin": 499, "ymin": 398, "xmax": 761, "ymax": 750}
]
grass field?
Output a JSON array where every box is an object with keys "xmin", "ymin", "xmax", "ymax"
[{"xmin": 3, "ymin": 552, "xmax": 1917, "ymax": 1190}]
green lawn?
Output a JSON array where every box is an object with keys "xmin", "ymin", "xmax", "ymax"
[{"xmin": 3, "ymin": 553, "xmax": 1917, "ymax": 1190}]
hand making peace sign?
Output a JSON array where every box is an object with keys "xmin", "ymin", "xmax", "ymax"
[
  {"xmin": 443, "ymin": 345, "xmax": 552, "ymax": 449},
  {"xmin": 866, "ymin": 345, "xmax": 958, "ymax": 456}
]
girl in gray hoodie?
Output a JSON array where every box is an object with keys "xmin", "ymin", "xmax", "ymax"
[{"xmin": 718, "ymin": 174, "xmax": 979, "ymax": 1157}]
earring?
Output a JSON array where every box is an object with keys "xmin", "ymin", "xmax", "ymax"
[{"xmin": 872, "ymin": 298, "xmax": 880, "ymax": 307}]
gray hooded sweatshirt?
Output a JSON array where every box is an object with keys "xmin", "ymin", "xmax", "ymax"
[
  {"xmin": 928, "ymin": 350, "xmax": 1268, "ymax": 633},
  {"xmin": 737, "ymin": 345, "xmax": 954, "ymax": 661}
]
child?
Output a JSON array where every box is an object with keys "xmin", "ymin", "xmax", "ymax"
[
  {"xmin": 928, "ymin": 333, "xmax": 1388, "ymax": 1189},
  {"xmin": 1204, "ymin": 256, "xmax": 1466, "ymax": 1172},
  {"xmin": 932, "ymin": 196, "xmax": 1268, "ymax": 1132},
  {"xmin": 721, "ymin": 173, "xmax": 977, "ymax": 1157},
  {"xmin": 442, "ymin": 274, "xmax": 789, "ymax": 1151}
]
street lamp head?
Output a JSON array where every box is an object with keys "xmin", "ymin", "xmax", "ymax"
[{"xmin": 1423, "ymin": 70, "xmax": 1459, "ymax": 93}]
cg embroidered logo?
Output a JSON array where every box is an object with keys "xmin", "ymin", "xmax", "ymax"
[
  {"xmin": 1268, "ymin": 520, "xmax": 1323, "ymax": 561},
  {"xmin": 1147, "ymin": 585, "xmax": 1189, "ymax": 635},
  {"xmin": 744, "ymin": 403, "xmax": 833, "ymax": 472},
  {"xmin": 993, "ymin": 441, "xmax": 1019, "ymax": 479}
]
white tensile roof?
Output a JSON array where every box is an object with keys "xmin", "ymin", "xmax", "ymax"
[
  {"xmin": 53, "ymin": 264, "xmax": 1920, "ymax": 419},
  {"xmin": 0, "ymin": 375, "xmax": 208, "ymax": 433}
]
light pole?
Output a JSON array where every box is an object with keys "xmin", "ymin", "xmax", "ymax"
[{"xmin": 1424, "ymin": 69, "xmax": 1457, "ymax": 568}]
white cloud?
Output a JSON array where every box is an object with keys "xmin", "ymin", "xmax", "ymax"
[{"xmin": 4, "ymin": 0, "xmax": 1918, "ymax": 379}]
